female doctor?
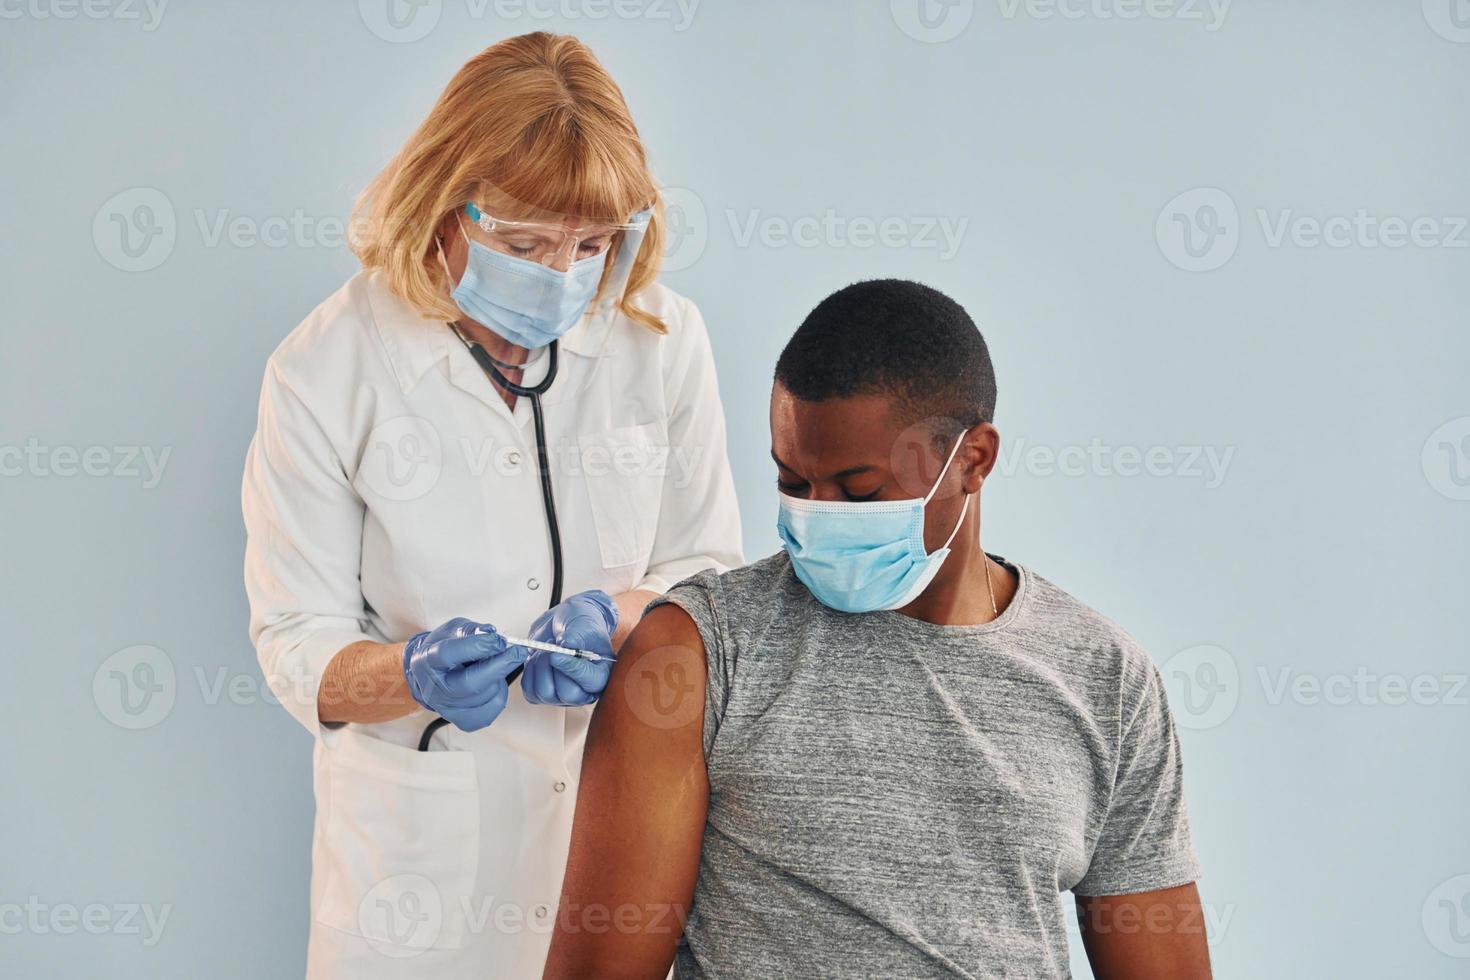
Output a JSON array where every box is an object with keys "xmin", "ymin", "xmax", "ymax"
[{"xmin": 241, "ymin": 33, "xmax": 742, "ymax": 979}]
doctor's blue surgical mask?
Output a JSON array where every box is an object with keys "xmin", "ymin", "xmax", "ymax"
[
  {"xmin": 439, "ymin": 216, "xmax": 606, "ymax": 350},
  {"xmin": 777, "ymin": 431, "xmax": 972, "ymax": 613}
]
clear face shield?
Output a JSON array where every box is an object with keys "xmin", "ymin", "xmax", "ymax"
[{"xmin": 460, "ymin": 199, "xmax": 652, "ymax": 315}]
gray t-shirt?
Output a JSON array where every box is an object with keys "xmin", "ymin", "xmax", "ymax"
[{"xmin": 650, "ymin": 551, "xmax": 1200, "ymax": 980}]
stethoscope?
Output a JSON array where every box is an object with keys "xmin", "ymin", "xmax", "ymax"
[{"xmin": 417, "ymin": 323, "xmax": 565, "ymax": 751}]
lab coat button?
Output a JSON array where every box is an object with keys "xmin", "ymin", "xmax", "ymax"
[
  {"xmin": 508, "ymin": 451, "xmax": 522, "ymax": 466},
  {"xmin": 534, "ymin": 905, "xmax": 549, "ymax": 919},
  {"xmin": 553, "ymin": 780, "xmax": 567, "ymax": 793},
  {"xmin": 527, "ymin": 577, "xmax": 540, "ymax": 591}
]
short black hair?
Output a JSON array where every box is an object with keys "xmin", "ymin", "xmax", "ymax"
[{"xmin": 774, "ymin": 279, "xmax": 996, "ymax": 441}]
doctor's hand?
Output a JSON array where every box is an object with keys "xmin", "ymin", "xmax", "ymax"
[
  {"xmin": 520, "ymin": 590, "xmax": 618, "ymax": 707},
  {"xmin": 402, "ymin": 618, "xmax": 529, "ymax": 731}
]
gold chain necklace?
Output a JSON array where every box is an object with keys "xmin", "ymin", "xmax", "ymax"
[{"xmin": 984, "ymin": 555, "xmax": 998, "ymax": 619}]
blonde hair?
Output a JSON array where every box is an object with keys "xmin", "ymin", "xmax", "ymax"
[{"xmin": 352, "ymin": 32, "xmax": 667, "ymax": 332}]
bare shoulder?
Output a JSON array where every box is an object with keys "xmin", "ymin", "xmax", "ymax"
[
  {"xmin": 626, "ymin": 600, "xmax": 704, "ymax": 656},
  {"xmin": 593, "ymin": 602, "xmax": 708, "ymax": 740}
]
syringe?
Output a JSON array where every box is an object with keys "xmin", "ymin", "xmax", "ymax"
[{"xmin": 500, "ymin": 635, "xmax": 615, "ymax": 663}]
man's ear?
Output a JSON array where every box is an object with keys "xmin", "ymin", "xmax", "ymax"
[{"xmin": 961, "ymin": 423, "xmax": 1000, "ymax": 494}]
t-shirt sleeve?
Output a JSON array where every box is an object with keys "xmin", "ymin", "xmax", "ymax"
[
  {"xmin": 644, "ymin": 569, "xmax": 732, "ymax": 760},
  {"xmin": 1074, "ymin": 657, "xmax": 1202, "ymax": 896}
]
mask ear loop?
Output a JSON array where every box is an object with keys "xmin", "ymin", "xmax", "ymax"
[
  {"xmin": 921, "ymin": 430, "xmax": 969, "ymax": 506},
  {"xmin": 436, "ymin": 217, "xmax": 473, "ymax": 286},
  {"xmin": 435, "ymin": 234, "xmax": 454, "ymax": 283},
  {"xmin": 922, "ymin": 430, "xmax": 973, "ymax": 552}
]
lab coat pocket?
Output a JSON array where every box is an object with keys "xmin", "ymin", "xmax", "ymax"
[
  {"xmin": 578, "ymin": 420, "xmax": 667, "ymax": 568},
  {"xmin": 315, "ymin": 728, "xmax": 480, "ymax": 952}
]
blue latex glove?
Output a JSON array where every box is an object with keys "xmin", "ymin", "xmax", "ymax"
[
  {"xmin": 403, "ymin": 618, "xmax": 529, "ymax": 731},
  {"xmin": 519, "ymin": 590, "xmax": 618, "ymax": 707}
]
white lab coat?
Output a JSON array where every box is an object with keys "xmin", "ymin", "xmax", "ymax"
[{"xmin": 241, "ymin": 270, "xmax": 743, "ymax": 979}]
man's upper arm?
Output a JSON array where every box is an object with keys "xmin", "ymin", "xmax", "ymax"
[
  {"xmin": 1076, "ymin": 883, "xmax": 1213, "ymax": 979},
  {"xmin": 544, "ymin": 601, "xmax": 710, "ymax": 980}
]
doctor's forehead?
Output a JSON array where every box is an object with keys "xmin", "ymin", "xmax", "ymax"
[{"xmin": 769, "ymin": 384, "xmax": 903, "ymax": 472}]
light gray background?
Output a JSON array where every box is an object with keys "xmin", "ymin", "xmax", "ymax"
[{"xmin": 2, "ymin": 1, "xmax": 1467, "ymax": 976}]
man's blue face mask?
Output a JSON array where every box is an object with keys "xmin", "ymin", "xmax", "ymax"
[{"xmin": 777, "ymin": 431, "xmax": 971, "ymax": 613}]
